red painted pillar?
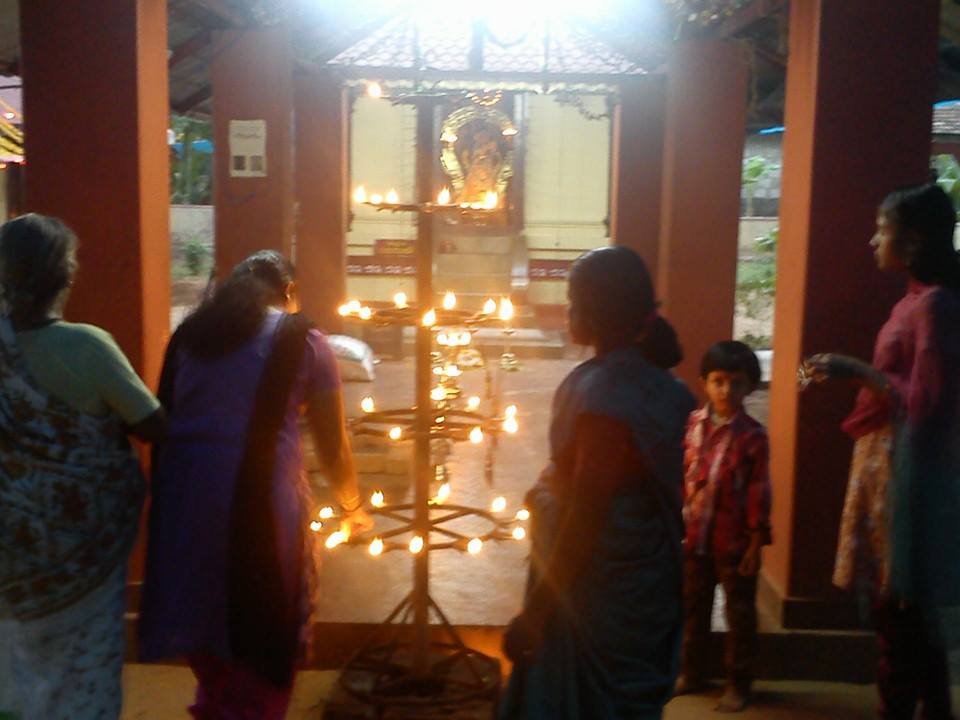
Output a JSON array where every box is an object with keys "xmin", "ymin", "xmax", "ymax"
[
  {"xmin": 763, "ymin": 0, "xmax": 938, "ymax": 628},
  {"xmin": 610, "ymin": 75, "xmax": 666, "ymax": 277},
  {"xmin": 294, "ymin": 70, "xmax": 348, "ymax": 333},
  {"xmin": 211, "ymin": 26, "xmax": 294, "ymax": 276},
  {"xmin": 657, "ymin": 40, "xmax": 747, "ymax": 391},
  {"xmin": 20, "ymin": 0, "xmax": 170, "ymax": 389}
]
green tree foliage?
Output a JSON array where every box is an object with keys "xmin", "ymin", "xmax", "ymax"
[
  {"xmin": 741, "ymin": 155, "xmax": 777, "ymax": 217},
  {"xmin": 170, "ymin": 114, "xmax": 213, "ymax": 205},
  {"xmin": 933, "ymin": 153, "xmax": 960, "ymax": 213},
  {"xmin": 735, "ymin": 225, "xmax": 777, "ymax": 344}
]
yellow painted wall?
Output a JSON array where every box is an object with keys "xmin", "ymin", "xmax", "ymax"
[
  {"xmin": 524, "ymin": 94, "xmax": 611, "ymax": 251},
  {"xmin": 525, "ymin": 94, "xmax": 611, "ymax": 306},
  {"xmin": 346, "ymin": 93, "xmax": 613, "ymax": 304},
  {"xmin": 346, "ymin": 96, "xmax": 417, "ymax": 302}
]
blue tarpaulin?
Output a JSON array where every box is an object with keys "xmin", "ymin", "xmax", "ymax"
[{"xmin": 170, "ymin": 139, "xmax": 213, "ymax": 154}]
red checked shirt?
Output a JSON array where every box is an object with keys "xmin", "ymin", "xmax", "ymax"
[{"xmin": 682, "ymin": 406, "xmax": 772, "ymax": 557}]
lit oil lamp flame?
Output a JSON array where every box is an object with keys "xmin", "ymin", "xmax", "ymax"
[
  {"xmin": 319, "ymin": 506, "xmax": 334, "ymax": 519},
  {"xmin": 483, "ymin": 191, "xmax": 499, "ymax": 210},
  {"xmin": 353, "ymin": 186, "xmax": 367, "ymax": 204},
  {"xmin": 444, "ymin": 364, "xmax": 461, "ymax": 378},
  {"xmin": 499, "ymin": 298, "xmax": 514, "ymax": 322},
  {"xmin": 359, "ymin": 306, "xmax": 372, "ymax": 320},
  {"xmin": 469, "ymin": 426, "xmax": 484, "ymax": 444},
  {"xmin": 370, "ymin": 193, "xmax": 383, "ymax": 205},
  {"xmin": 442, "ymin": 291, "xmax": 456, "ymax": 310},
  {"xmin": 505, "ymin": 404, "xmax": 518, "ymax": 417},
  {"xmin": 337, "ymin": 304, "xmax": 351, "ymax": 316},
  {"xmin": 483, "ymin": 298, "xmax": 497, "ymax": 315},
  {"xmin": 503, "ymin": 416, "xmax": 519, "ymax": 434},
  {"xmin": 361, "ymin": 396, "xmax": 375, "ymax": 413},
  {"xmin": 366, "ymin": 81, "xmax": 383, "ymax": 99},
  {"xmin": 437, "ymin": 332, "xmax": 449, "ymax": 347},
  {"xmin": 422, "ymin": 308, "xmax": 437, "ymax": 327},
  {"xmin": 458, "ymin": 331, "xmax": 472, "ymax": 346},
  {"xmin": 491, "ymin": 496, "xmax": 507, "ymax": 513},
  {"xmin": 393, "ymin": 291, "xmax": 408, "ymax": 309},
  {"xmin": 467, "ymin": 396, "xmax": 481, "ymax": 411},
  {"xmin": 431, "ymin": 386, "xmax": 447, "ymax": 402},
  {"xmin": 502, "ymin": 126, "xmax": 518, "ymax": 137},
  {"xmin": 467, "ymin": 537, "xmax": 483, "ymax": 555},
  {"xmin": 512, "ymin": 526, "xmax": 527, "ymax": 541},
  {"xmin": 386, "ymin": 188, "xmax": 399, "ymax": 204},
  {"xmin": 441, "ymin": 132, "xmax": 458, "ymax": 144},
  {"xmin": 438, "ymin": 187, "xmax": 452, "ymax": 204},
  {"xmin": 409, "ymin": 535, "xmax": 424, "ymax": 554},
  {"xmin": 369, "ymin": 537, "xmax": 384, "ymax": 556},
  {"xmin": 389, "ymin": 426, "xmax": 403, "ymax": 441},
  {"xmin": 347, "ymin": 300, "xmax": 362, "ymax": 314},
  {"xmin": 370, "ymin": 490, "xmax": 385, "ymax": 508},
  {"xmin": 436, "ymin": 482, "xmax": 451, "ymax": 503},
  {"xmin": 310, "ymin": 520, "xmax": 323, "ymax": 532},
  {"xmin": 326, "ymin": 530, "xmax": 347, "ymax": 549},
  {"xmin": 515, "ymin": 508, "xmax": 530, "ymax": 521}
]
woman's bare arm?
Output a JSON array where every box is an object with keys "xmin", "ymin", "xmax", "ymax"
[{"xmin": 305, "ymin": 388, "xmax": 372, "ymax": 534}]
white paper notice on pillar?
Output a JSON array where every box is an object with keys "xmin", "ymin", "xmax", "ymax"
[{"xmin": 228, "ymin": 119, "xmax": 267, "ymax": 177}]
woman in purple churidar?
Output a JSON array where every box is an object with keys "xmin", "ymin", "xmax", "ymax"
[{"xmin": 139, "ymin": 250, "xmax": 372, "ymax": 719}]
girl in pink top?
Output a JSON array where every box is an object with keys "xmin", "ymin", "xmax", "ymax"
[{"xmin": 801, "ymin": 183, "xmax": 960, "ymax": 720}]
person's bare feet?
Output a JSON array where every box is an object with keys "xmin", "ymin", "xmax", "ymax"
[
  {"xmin": 673, "ymin": 675, "xmax": 707, "ymax": 696},
  {"xmin": 715, "ymin": 687, "xmax": 748, "ymax": 712}
]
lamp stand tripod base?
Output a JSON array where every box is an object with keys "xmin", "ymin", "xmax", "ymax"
[{"xmin": 323, "ymin": 591, "xmax": 501, "ymax": 720}]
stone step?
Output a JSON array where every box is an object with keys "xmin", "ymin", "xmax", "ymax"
[
  {"xmin": 122, "ymin": 613, "xmax": 875, "ymax": 685},
  {"xmin": 430, "ymin": 273, "xmax": 513, "ymax": 295},
  {"xmin": 436, "ymin": 235, "xmax": 514, "ymax": 255},
  {"xmin": 401, "ymin": 326, "xmax": 566, "ymax": 359},
  {"xmin": 435, "ymin": 253, "xmax": 512, "ymax": 275},
  {"xmin": 305, "ymin": 623, "xmax": 876, "ymax": 684}
]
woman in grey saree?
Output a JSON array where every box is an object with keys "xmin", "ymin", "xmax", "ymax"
[
  {"xmin": 0, "ymin": 215, "xmax": 164, "ymax": 719},
  {"xmin": 501, "ymin": 247, "xmax": 694, "ymax": 719}
]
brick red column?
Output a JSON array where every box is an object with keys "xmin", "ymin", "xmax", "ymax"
[
  {"xmin": 657, "ymin": 40, "xmax": 747, "ymax": 392},
  {"xmin": 294, "ymin": 70, "xmax": 348, "ymax": 334},
  {"xmin": 610, "ymin": 75, "xmax": 666, "ymax": 277},
  {"xmin": 21, "ymin": 0, "xmax": 170, "ymax": 388},
  {"xmin": 211, "ymin": 26, "xmax": 294, "ymax": 275},
  {"xmin": 763, "ymin": 0, "xmax": 939, "ymax": 628},
  {"xmin": 21, "ymin": 0, "xmax": 170, "ymax": 589}
]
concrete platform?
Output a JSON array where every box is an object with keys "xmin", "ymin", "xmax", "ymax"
[
  {"xmin": 399, "ymin": 327, "xmax": 567, "ymax": 359},
  {"xmin": 121, "ymin": 665, "xmax": 888, "ymax": 719},
  {"xmin": 325, "ymin": 359, "xmax": 768, "ymax": 629}
]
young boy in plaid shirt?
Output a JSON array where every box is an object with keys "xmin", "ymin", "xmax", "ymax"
[{"xmin": 675, "ymin": 341, "xmax": 771, "ymax": 712}]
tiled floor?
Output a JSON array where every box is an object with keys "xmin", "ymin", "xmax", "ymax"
[
  {"xmin": 320, "ymin": 358, "xmax": 768, "ymax": 628},
  {"xmin": 122, "ymin": 664, "xmax": 880, "ymax": 719}
]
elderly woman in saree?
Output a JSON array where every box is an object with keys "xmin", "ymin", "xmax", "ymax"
[
  {"xmin": 801, "ymin": 183, "xmax": 960, "ymax": 720},
  {"xmin": 500, "ymin": 246, "xmax": 695, "ymax": 720},
  {"xmin": 139, "ymin": 250, "xmax": 373, "ymax": 719},
  {"xmin": 0, "ymin": 214, "xmax": 165, "ymax": 719}
]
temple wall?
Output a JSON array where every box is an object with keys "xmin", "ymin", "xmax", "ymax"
[{"xmin": 343, "ymin": 92, "xmax": 611, "ymax": 306}]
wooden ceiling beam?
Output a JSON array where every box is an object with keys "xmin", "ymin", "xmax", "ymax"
[
  {"xmin": 172, "ymin": 84, "xmax": 212, "ymax": 115},
  {"xmin": 753, "ymin": 44, "xmax": 786, "ymax": 68},
  {"xmin": 169, "ymin": 29, "xmax": 213, "ymax": 69},
  {"xmin": 179, "ymin": 0, "xmax": 244, "ymax": 27},
  {"xmin": 714, "ymin": 0, "xmax": 787, "ymax": 38}
]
